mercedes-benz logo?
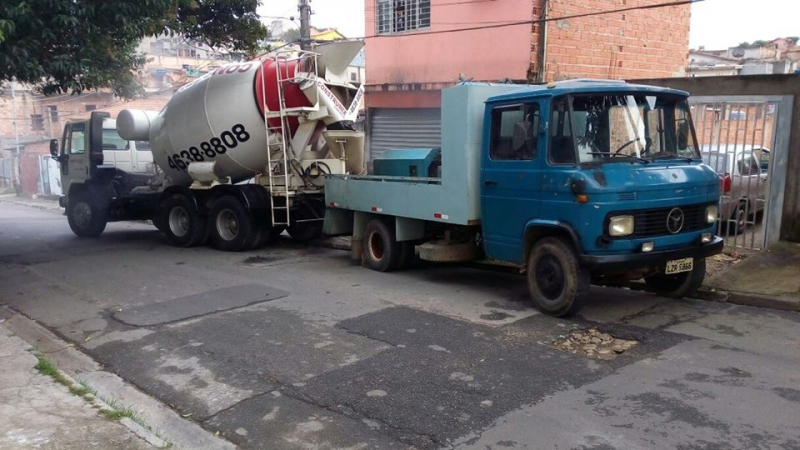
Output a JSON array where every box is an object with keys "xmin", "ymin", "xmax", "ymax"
[{"xmin": 667, "ymin": 207, "xmax": 684, "ymax": 234}]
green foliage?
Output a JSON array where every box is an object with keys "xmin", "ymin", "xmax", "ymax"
[
  {"xmin": 0, "ymin": 0, "xmax": 268, "ymax": 98},
  {"xmin": 788, "ymin": 37, "xmax": 799, "ymax": 44}
]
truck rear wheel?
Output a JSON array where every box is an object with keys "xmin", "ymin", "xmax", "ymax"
[
  {"xmin": 644, "ymin": 258, "xmax": 706, "ymax": 299},
  {"xmin": 287, "ymin": 223, "xmax": 322, "ymax": 243},
  {"xmin": 162, "ymin": 194, "xmax": 207, "ymax": 247},
  {"xmin": 527, "ymin": 237, "xmax": 589, "ymax": 317},
  {"xmin": 210, "ymin": 196, "xmax": 256, "ymax": 252},
  {"xmin": 362, "ymin": 219, "xmax": 400, "ymax": 272},
  {"xmin": 67, "ymin": 195, "xmax": 107, "ymax": 238}
]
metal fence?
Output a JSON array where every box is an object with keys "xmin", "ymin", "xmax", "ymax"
[{"xmin": 690, "ymin": 95, "xmax": 792, "ymax": 251}]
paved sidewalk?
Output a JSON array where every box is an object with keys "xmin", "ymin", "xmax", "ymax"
[
  {"xmin": 704, "ymin": 241, "xmax": 800, "ymax": 311},
  {"xmin": 0, "ymin": 323, "xmax": 153, "ymax": 450}
]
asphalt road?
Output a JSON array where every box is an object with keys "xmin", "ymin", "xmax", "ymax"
[{"xmin": 1, "ymin": 202, "xmax": 799, "ymax": 450}]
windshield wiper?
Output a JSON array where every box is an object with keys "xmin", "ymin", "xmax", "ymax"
[{"xmin": 586, "ymin": 152, "xmax": 650, "ymax": 164}]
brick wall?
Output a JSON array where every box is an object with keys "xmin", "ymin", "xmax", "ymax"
[
  {"xmin": 533, "ymin": 0, "xmax": 690, "ymax": 82},
  {"xmin": 0, "ymin": 90, "xmax": 116, "ymax": 151}
]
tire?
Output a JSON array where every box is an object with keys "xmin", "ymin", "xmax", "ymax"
[
  {"xmin": 67, "ymin": 195, "xmax": 107, "ymax": 238},
  {"xmin": 209, "ymin": 195, "xmax": 256, "ymax": 252},
  {"xmin": 161, "ymin": 194, "xmax": 207, "ymax": 247},
  {"xmin": 645, "ymin": 258, "xmax": 706, "ymax": 299},
  {"xmin": 251, "ymin": 217, "xmax": 283, "ymax": 249},
  {"xmin": 526, "ymin": 237, "xmax": 589, "ymax": 317},
  {"xmin": 287, "ymin": 222, "xmax": 322, "ymax": 243},
  {"xmin": 362, "ymin": 219, "xmax": 401, "ymax": 272},
  {"xmin": 725, "ymin": 202, "xmax": 747, "ymax": 236}
]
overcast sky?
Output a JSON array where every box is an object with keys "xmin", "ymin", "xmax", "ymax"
[{"xmin": 258, "ymin": 0, "xmax": 799, "ymax": 50}]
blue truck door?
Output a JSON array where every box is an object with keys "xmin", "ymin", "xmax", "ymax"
[{"xmin": 481, "ymin": 102, "xmax": 543, "ymax": 263}]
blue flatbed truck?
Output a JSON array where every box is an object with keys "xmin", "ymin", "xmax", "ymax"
[{"xmin": 323, "ymin": 81, "xmax": 724, "ymax": 316}]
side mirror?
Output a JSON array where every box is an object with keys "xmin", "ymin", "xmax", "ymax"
[{"xmin": 49, "ymin": 139, "xmax": 59, "ymax": 157}]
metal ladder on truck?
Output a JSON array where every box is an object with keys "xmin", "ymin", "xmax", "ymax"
[{"xmin": 260, "ymin": 52, "xmax": 318, "ymax": 228}]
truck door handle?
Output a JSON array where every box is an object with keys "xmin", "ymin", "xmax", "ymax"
[{"xmin": 484, "ymin": 180, "xmax": 498, "ymax": 187}]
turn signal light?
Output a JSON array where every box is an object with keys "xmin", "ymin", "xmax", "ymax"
[{"xmin": 577, "ymin": 194, "xmax": 589, "ymax": 203}]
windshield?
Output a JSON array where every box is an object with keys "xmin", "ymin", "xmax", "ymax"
[
  {"xmin": 102, "ymin": 129, "xmax": 130, "ymax": 151},
  {"xmin": 550, "ymin": 93, "xmax": 699, "ymax": 165}
]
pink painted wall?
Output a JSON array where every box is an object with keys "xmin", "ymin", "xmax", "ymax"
[{"xmin": 365, "ymin": 0, "xmax": 534, "ymax": 86}]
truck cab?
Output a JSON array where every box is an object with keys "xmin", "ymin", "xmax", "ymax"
[
  {"xmin": 479, "ymin": 81, "xmax": 722, "ymax": 314},
  {"xmin": 51, "ymin": 111, "xmax": 160, "ymax": 237},
  {"xmin": 324, "ymin": 81, "xmax": 723, "ymax": 316}
]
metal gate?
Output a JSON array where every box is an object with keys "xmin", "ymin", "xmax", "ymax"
[
  {"xmin": 690, "ymin": 95, "xmax": 793, "ymax": 251},
  {"xmin": 368, "ymin": 108, "xmax": 441, "ymax": 160}
]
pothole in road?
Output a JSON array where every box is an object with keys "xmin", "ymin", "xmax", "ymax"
[{"xmin": 551, "ymin": 328, "xmax": 638, "ymax": 360}]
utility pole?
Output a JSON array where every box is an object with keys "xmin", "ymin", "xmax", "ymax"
[
  {"xmin": 298, "ymin": 0, "xmax": 311, "ymax": 50},
  {"xmin": 10, "ymin": 80, "xmax": 21, "ymax": 195}
]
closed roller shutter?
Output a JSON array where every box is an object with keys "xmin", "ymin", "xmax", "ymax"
[{"xmin": 369, "ymin": 108, "xmax": 441, "ymax": 160}]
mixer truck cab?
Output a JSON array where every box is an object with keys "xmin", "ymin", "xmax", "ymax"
[{"xmin": 324, "ymin": 81, "xmax": 724, "ymax": 316}]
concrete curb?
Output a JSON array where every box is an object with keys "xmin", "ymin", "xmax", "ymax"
[
  {"xmin": 695, "ymin": 288, "xmax": 800, "ymax": 312},
  {"xmin": 0, "ymin": 306, "xmax": 235, "ymax": 450},
  {"xmin": 0, "ymin": 197, "xmax": 62, "ymax": 212}
]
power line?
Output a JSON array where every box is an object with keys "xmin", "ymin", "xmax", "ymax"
[{"xmin": 364, "ymin": 0, "xmax": 702, "ymax": 38}]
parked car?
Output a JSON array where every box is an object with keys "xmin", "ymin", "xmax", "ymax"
[{"xmin": 701, "ymin": 145, "xmax": 769, "ymax": 234}]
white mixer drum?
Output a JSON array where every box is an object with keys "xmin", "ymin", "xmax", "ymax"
[{"xmin": 148, "ymin": 62, "xmax": 270, "ymax": 185}]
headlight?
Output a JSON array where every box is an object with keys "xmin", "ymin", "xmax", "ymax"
[
  {"xmin": 705, "ymin": 205, "xmax": 718, "ymax": 224},
  {"xmin": 609, "ymin": 215, "xmax": 634, "ymax": 237}
]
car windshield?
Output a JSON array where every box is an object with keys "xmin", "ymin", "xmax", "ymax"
[{"xmin": 557, "ymin": 93, "xmax": 699, "ymax": 164}]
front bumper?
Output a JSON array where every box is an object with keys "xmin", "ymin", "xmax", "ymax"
[{"xmin": 580, "ymin": 237, "xmax": 724, "ymax": 271}]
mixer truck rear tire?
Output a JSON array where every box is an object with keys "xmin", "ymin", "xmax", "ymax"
[
  {"xmin": 162, "ymin": 194, "xmax": 208, "ymax": 248},
  {"xmin": 362, "ymin": 219, "xmax": 401, "ymax": 272},
  {"xmin": 67, "ymin": 196, "xmax": 107, "ymax": 238},
  {"xmin": 209, "ymin": 196, "xmax": 256, "ymax": 252}
]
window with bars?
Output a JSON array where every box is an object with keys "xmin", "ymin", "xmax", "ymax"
[{"xmin": 376, "ymin": 0, "xmax": 431, "ymax": 35}]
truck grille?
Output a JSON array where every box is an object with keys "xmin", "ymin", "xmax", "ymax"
[
  {"xmin": 632, "ymin": 204, "xmax": 710, "ymax": 237},
  {"xmin": 607, "ymin": 203, "xmax": 712, "ymax": 238}
]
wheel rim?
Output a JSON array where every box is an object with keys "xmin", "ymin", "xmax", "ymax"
[
  {"xmin": 216, "ymin": 209, "xmax": 239, "ymax": 241},
  {"xmin": 168, "ymin": 206, "xmax": 190, "ymax": 238},
  {"xmin": 536, "ymin": 255, "xmax": 566, "ymax": 301},
  {"xmin": 73, "ymin": 202, "xmax": 92, "ymax": 228},
  {"xmin": 736, "ymin": 205, "xmax": 746, "ymax": 228},
  {"xmin": 368, "ymin": 231, "xmax": 385, "ymax": 261}
]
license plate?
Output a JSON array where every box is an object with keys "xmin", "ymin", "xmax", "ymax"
[{"xmin": 665, "ymin": 258, "xmax": 693, "ymax": 275}]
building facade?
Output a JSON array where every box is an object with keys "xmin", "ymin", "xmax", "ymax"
[{"xmin": 362, "ymin": 0, "xmax": 691, "ymax": 158}]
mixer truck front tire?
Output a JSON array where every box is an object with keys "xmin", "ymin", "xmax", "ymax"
[
  {"xmin": 209, "ymin": 196, "xmax": 256, "ymax": 252},
  {"xmin": 162, "ymin": 194, "xmax": 207, "ymax": 247},
  {"xmin": 67, "ymin": 196, "xmax": 107, "ymax": 238}
]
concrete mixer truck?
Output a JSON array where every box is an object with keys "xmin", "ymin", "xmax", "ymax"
[{"xmin": 49, "ymin": 42, "xmax": 366, "ymax": 251}]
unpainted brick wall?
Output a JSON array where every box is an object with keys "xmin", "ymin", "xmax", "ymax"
[{"xmin": 530, "ymin": 0, "xmax": 690, "ymax": 82}]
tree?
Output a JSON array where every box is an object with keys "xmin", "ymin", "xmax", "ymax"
[
  {"xmin": 0, "ymin": 0, "xmax": 268, "ymax": 98},
  {"xmin": 788, "ymin": 36, "xmax": 800, "ymax": 45},
  {"xmin": 282, "ymin": 28, "xmax": 302, "ymax": 43}
]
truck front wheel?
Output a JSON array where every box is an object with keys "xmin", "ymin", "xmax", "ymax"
[
  {"xmin": 644, "ymin": 258, "xmax": 706, "ymax": 299},
  {"xmin": 527, "ymin": 237, "xmax": 589, "ymax": 317},
  {"xmin": 162, "ymin": 194, "xmax": 207, "ymax": 247},
  {"xmin": 67, "ymin": 196, "xmax": 107, "ymax": 238},
  {"xmin": 362, "ymin": 219, "xmax": 400, "ymax": 272}
]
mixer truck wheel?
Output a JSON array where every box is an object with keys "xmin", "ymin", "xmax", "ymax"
[
  {"xmin": 526, "ymin": 237, "xmax": 589, "ymax": 317},
  {"xmin": 362, "ymin": 219, "xmax": 401, "ymax": 272},
  {"xmin": 162, "ymin": 194, "xmax": 207, "ymax": 247},
  {"xmin": 67, "ymin": 195, "xmax": 107, "ymax": 238},
  {"xmin": 209, "ymin": 196, "xmax": 256, "ymax": 252}
]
